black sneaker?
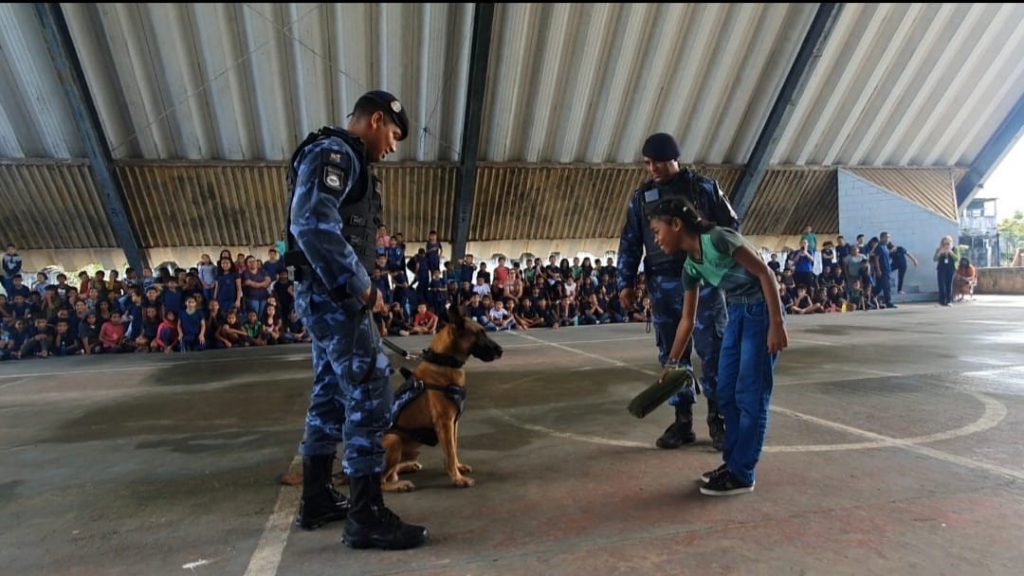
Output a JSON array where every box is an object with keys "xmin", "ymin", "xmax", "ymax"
[
  {"xmin": 699, "ymin": 470, "xmax": 754, "ymax": 496},
  {"xmin": 700, "ymin": 463, "xmax": 728, "ymax": 484}
]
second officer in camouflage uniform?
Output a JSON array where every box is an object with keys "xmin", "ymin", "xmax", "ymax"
[{"xmin": 618, "ymin": 133, "xmax": 739, "ymax": 451}]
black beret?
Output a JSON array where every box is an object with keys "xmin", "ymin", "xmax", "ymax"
[
  {"xmin": 642, "ymin": 133, "xmax": 681, "ymax": 162},
  {"xmin": 354, "ymin": 90, "xmax": 409, "ymax": 141}
]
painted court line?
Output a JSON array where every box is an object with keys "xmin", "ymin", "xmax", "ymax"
[
  {"xmin": 500, "ymin": 335, "xmax": 651, "ymax": 349},
  {"xmin": 507, "ymin": 331, "xmax": 1016, "ymax": 474},
  {"xmin": 243, "ymin": 456, "xmax": 301, "ymax": 576}
]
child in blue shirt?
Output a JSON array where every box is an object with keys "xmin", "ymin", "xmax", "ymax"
[{"xmin": 179, "ymin": 297, "xmax": 206, "ymax": 351}]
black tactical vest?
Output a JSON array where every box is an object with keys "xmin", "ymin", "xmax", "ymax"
[
  {"xmin": 286, "ymin": 127, "xmax": 382, "ymax": 276},
  {"xmin": 639, "ymin": 171, "xmax": 701, "ymax": 275}
]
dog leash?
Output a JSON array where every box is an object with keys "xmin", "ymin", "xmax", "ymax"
[{"xmin": 381, "ymin": 337, "xmax": 421, "ymax": 362}]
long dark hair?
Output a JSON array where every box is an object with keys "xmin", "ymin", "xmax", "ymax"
[{"xmin": 647, "ymin": 198, "xmax": 716, "ymax": 234}]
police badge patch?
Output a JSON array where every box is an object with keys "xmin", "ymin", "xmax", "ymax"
[{"xmin": 323, "ymin": 165, "xmax": 345, "ymax": 192}]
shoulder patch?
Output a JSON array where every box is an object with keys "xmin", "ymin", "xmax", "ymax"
[{"xmin": 323, "ymin": 165, "xmax": 345, "ymax": 192}]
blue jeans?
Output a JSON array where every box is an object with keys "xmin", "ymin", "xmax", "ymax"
[
  {"xmin": 247, "ymin": 298, "xmax": 267, "ymax": 319},
  {"xmin": 717, "ymin": 301, "xmax": 779, "ymax": 485},
  {"xmin": 879, "ymin": 273, "xmax": 892, "ymax": 305}
]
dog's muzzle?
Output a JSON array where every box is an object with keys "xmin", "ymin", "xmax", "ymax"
[{"xmin": 472, "ymin": 341, "xmax": 503, "ymax": 362}]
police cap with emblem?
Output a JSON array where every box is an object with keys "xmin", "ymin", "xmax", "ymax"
[{"xmin": 351, "ymin": 90, "xmax": 409, "ymax": 141}]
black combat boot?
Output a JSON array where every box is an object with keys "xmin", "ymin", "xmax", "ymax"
[
  {"xmin": 296, "ymin": 454, "xmax": 350, "ymax": 530},
  {"xmin": 656, "ymin": 402, "xmax": 697, "ymax": 449},
  {"xmin": 707, "ymin": 398, "xmax": 726, "ymax": 452},
  {"xmin": 343, "ymin": 474, "xmax": 428, "ymax": 550}
]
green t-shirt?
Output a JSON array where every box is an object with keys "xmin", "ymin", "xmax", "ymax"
[{"xmin": 682, "ymin": 228, "xmax": 763, "ymax": 302}]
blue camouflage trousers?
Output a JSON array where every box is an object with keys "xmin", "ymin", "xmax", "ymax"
[
  {"xmin": 648, "ymin": 275, "xmax": 726, "ymax": 406},
  {"xmin": 296, "ymin": 283, "xmax": 393, "ymax": 477}
]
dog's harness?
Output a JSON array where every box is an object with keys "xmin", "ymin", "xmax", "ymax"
[{"xmin": 388, "ymin": 349, "xmax": 467, "ymax": 446}]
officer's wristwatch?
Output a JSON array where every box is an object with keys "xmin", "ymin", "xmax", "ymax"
[{"xmin": 665, "ymin": 358, "xmax": 680, "ymax": 370}]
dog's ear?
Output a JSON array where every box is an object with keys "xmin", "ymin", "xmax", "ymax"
[{"xmin": 447, "ymin": 305, "xmax": 465, "ymax": 329}]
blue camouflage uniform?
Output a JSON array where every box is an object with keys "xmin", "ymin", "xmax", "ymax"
[
  {"xmin": 617, "ymin": 169, "xmax": 738, "ymax": 407},
  {"xmin": 289, "ymin": 129, "xmax": 392, "ymax": 477}
]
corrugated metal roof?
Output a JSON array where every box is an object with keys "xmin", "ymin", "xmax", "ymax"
[
  {"xmin": 59, "ymin": 2, "xmax": 473, "ymax": 162},
  {"xmin": 4, "ymin": 3, "xmax": 1023, "ymax": 169},
  {"xmin": 771, "ymin": 3, "xmax": 1024, "ymax": 166},
  {"xmin": 741, "ymin": 167, "xmax": 838, "ymax": 235},
  {"xmin": 0, "ymin": 161, "xmax": 117, "ymax": 248},
  {"xmin": 847, "ymin": 168, "xmax": 960, "ymax": 222}
]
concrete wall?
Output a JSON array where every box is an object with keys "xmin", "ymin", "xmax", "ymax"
[
  {"xmin": 838, "ymin": 169, "xmax": 958, "ymax": 295},
  {"xmin": 976, "ymin": 267, "xmax": 1024, "ymax": 294}
]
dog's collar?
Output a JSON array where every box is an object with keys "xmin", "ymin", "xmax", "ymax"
[{"xmin": 420, "ymin": 348, "xmax": 465, "ymax": 369}]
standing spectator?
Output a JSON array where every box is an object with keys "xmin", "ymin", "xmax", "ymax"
[
  {"xmin": 793, "ymin": 239, "xmax": 816, "ymax": 290},
  {"xmin": 242, "ymin": 256, "xmax": 271, "ymax": 317},
  {"xmin": 263, "ymin": 248, "xmax": 284, "ymax": 279},
  {"xmin": 458, "ymin": 254, "xmax": 477, "ymax": 285},
  {"xmin": 54, "ymin": 274, "xmax": 71, "ymax": 300},
  {"xmin": 388, "ymin": 235, "xmax": 406, "ymax": 273},
  {"xmin": 428, "ymin": 270, "xmax": 446, "ymax": 317},
  {"xmin": 198, "ymin": 254, "xmax": 217, "ymax": 302},
  {"xmin": 506, "ymin": 269, "xmax": 524, "ymax": 302},
  {"xmin": 141, "ymin": 267, "xmax": 156, "ymax": 291},
  {"xmin": 234, "ymin": 253, "xmax": 247, "ymax": 274},
  {"xmin": 843, "ymin": 246, "xmax": 869, "ymax": 298},
  {"xmin": 214, "ymin": 258, "xmax": 242, "ymax": 313},
  {"xmin": 477, "ymin": 262, "xmax": 491, "ymax": 286},
  {"xmin": 179, "ymin": 297, "xmax": 206, "ymax": 351},
  {"xmin": 802, "ymin": 225, "xmax": 818, "ymax": 254},
  {"xmin": 392, "ymin": 270, "xmax": 414, "ymax": 320},
  {"xmin": 559, "ymin": 258, "xmax": 572, "ymax": 281},
  {"xmin": 412, "ymin": 248, "xmax": 431, "ymax": 306},
  {"xmin": 162, "ymin": 277, "xmax": 184, "ymax": 316},
  {"xmin": 874, "ymin": 232, "xmax": 895, "ymax": 309},
  {"xmin": 564, "ymin": 275, "xmax": 578, "ymax": 301},
  {"xmin": 425, "ymin": 230, "xmax": 443, "ymax": 272},
  {"xmin": 2, "ymin": 244, "xmax": 22, "ymax": 295},
  {"xmin": 494, "ymin": 256, "xmax": 510, "ymax": 289},
  {"xmin": 767, "ymin": 254, "xmax": 781, "ymax": 274},
  {"xmin": 570, "ymin": 257, "xmax": 583, "ymax": 280},
  {"xmin": 835, "ymin": 236, "xmax": 851, "ymax": 263},
  {"xmin": 934, "ymin": 236, "xmax": 958, "ymax": 307},
  {"xmin": 581, "ymin": 257, "xmax": 594, "ymax": 280},
  {"xmin": 890, "ymin": 242, "xmax": 919, "ymax": 294},
  {"xmin": 820, "ymin": 241, "xmax": 836, "ymax": 270}
]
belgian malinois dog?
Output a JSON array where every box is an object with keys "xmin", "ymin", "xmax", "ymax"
[{"xmin": 382, "ymin": 307, "xmax": 503, "ymax": 491}]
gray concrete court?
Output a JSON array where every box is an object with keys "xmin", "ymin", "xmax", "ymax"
[{"xmin": 2, "ymin": 297, "xmax": 1024, "ymax": 575}]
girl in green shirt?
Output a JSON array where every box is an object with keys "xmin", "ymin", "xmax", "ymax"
[{"xmin": 649, "ymin": 198, "xmax": 788, "ymax": 497}]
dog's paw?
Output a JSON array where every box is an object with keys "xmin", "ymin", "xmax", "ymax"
[
  {"xmin": 383, "ymin": 480, "xmax": 416, "ymax": 493},
  {"xmin": 400, "ymin": 461, "xmax": 423, "ymax": 473},
  {"xmin": 452, "ymin": 476, "xmax": 475, "ymax": 488},
  {"xmin": 457, "ymin": 463, "xmax": 473, "ymax": 474}
]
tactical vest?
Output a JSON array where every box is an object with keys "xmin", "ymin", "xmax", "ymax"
[
  {"xmin": 639, "ymin": 170, "xmax": 703, "ymax": 275},
  {"xmin": 286, "ymin": 127, "xmax": 382, "ymax": 278}
]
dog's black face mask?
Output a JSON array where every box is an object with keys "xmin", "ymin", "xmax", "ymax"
[
  {"xmin": 448, "ymin": 307, "xmax": 503, "ymax": 362},
  {"xmin": 469, "ymin": 328, "xmax": 503, "ymax": 362}
]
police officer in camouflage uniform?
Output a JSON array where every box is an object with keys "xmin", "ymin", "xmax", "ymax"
[
  {"xmin": 618, "ymin": 133, "xmax": 739, "ymax": 451},
  {"xmin": 287, "ymin": 90, "xmax": 427, "ymax": 550}
]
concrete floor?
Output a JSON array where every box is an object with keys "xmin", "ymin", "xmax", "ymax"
[{"xmin": 2, "ymin": 297, "xmax": 1024, "ymax": 576}]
